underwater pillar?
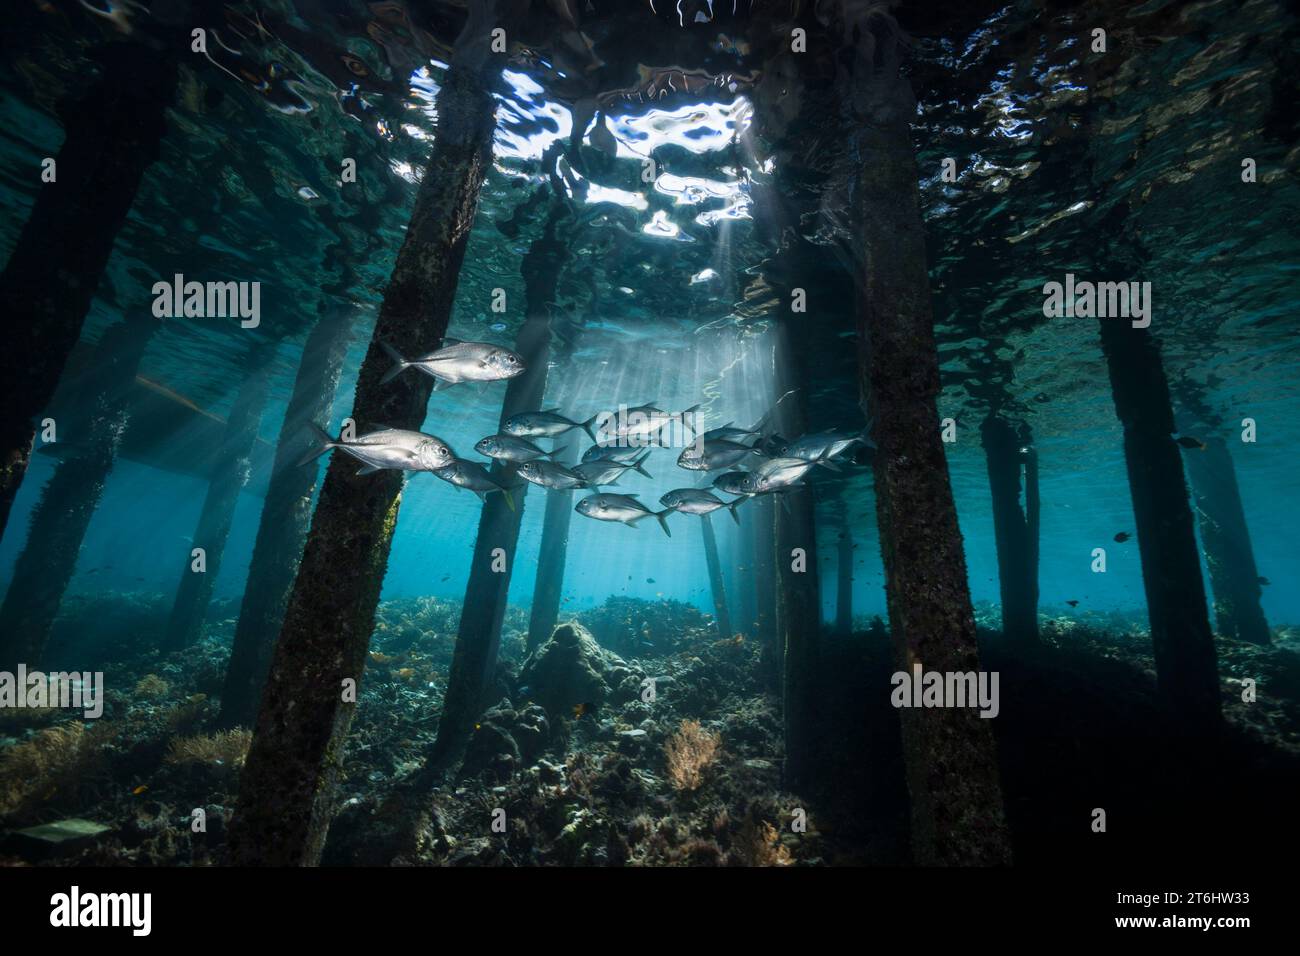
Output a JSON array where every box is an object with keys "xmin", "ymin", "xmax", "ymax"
[
  {"xmin": 980, "ymin": 416, "xmax": 1040, "ymax": 644},
  {"xmin": 1185, "ymin": 437, "xmax": 1270, "ymax": 645},
  {"xmin": 226, "ymin": 45, "xmax": 505, "ymax": 866},
  {"xmin": 846, "ymin": 21, "xmax": 1012, "ymax": 864},
  {"xmin": 162, "ymin": 350, "xmax": 272, "ymax": 652},
  {"xmin": 428, "ymin": 212, "xmax": 566, "ymax": 772},
  {"xmin": 700, "ymin": 514, "xmax": 732, "ymax": 641},
  {"xmin": 217, "ymin": 310, "xmax": 352, "ymax": 728},
  {"xmin": 772, "ymin": 322, "xmax": 822, "ymax": 792},
  {"xmin": 750, "ymin": 492, "xmax": 780, "ymax": 691},
  {"xmin": 836, "ymin": 517, "xmax": 853, "ymax": 636},
  {"xmin": 0, "ymin": 317, "xmax": 158, "ymax": 670},
  {"xmin": 0, "ymin": 45, "xmax": 177, "ymax": 544},
  {"xmin": 527, "ymin": 440, "xmax": 577, "ymax": 653},
  {"xmin": 1098, "ymin": 320, "xmax": 1221, "ymax": 725}
]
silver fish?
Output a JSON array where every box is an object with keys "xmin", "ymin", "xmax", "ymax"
[
  {"xmin": 676, "ymin": 438, "xmax": 764, "ymax": 472},
  {"xmin": 659, "ymin": 488, "xmax": 742, "ymax": 524},
  {"xmin": 776, "ymin": 428, "xmax": 869, "ymax": 463},
  {"xmin": 594, "ymin": 401, "xmax": 700, "ymax": 445},
  {"xmin": 752, "ymin": 455, "xmax": 824, "ymax": 490},
  {"xmin": 432, "ymin": 459, "xmax": 515, "ymax": 509},
  {"xmin": 503, "ymin": 409, "xmax": 598, "ymax": 440},
  {"xmin": 701, "ymin": 413, "xmax": 768, "ymax": 443},
  {"xmin": 581, "ymin": 442, "xmax": 648, "ymax": 465},
  {"xmin": 379, "ymin": 338, "xmax": 525, "ymax": 387},
  {"xmin": 575, "ymin": 493, "xmax": 672, "ymax": 536},
  {"xmin": 571, "ymin": 452, "xmax": 652, "ymax": 487},
  {"xmin": 517, "ymin": 459, "xmax": 591, "ymax": 490},
  {"xmin": 300, "ymin": 423, "xmax": 454, "ymax": 475},
  {"xmin": 474, "ymin": 433, "xmax": 565, "ymax": 463}
]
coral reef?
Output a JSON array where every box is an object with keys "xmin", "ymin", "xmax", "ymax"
[{"xmin": 664, "ymin": 719, "xmax": 721, "ymax": 791}]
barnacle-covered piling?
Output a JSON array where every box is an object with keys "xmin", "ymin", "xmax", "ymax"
[{"xmin": 226, "ymin": 16, "xmax": 507, "ymax": 865}]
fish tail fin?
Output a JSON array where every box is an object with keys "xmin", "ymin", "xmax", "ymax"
[
  {"xmin": 750, "ymin": 411, "xmax": 771, "ymax": 435},
  {"xmin": 502, "ymin": 488, "xmax": 515, "ymax": 512},
  {"xmin": 859, "ymin": 419, "xmax": 878, "ymax": 450},
  {"xmin": 815, "ymin": 449, "xmax": 841, "ymax": 471},
  {"xmin": 580, "ymin": 415, "xmax": 600, "ymax": 442},
  {"xmin": 543, "ymin": 444, "xmax": 569, "ymax": 460},
  {"xmin": 297, "ymin": 422, "xmax": 336, "ymax": 467},
  {"xmin": 633, "ymin": 451, "xmax": 653, "ymax": 478},
  {"xmin": 679, "ymin": 403, "xmax": 702, "ymax": 436},
  {"xmin": 655, "ymin": 509, "xmax": 673, "ymax": 537},
  {"xmin": 378, "ymin": 340, "xmax": 410, "ymax": 385},
  {"xmin": 727, "ymin": 499, "xmax": 743, "ymax": 525}
]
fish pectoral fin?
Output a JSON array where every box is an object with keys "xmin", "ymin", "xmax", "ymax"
[{"xmin": 356, "ymin": 464, "xmax": 382, "ymax": 476}]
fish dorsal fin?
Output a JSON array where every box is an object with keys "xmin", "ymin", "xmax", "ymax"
[
  {"xmin": 440, "ymin": 337, "xmax": 462, "ymax": 347},
  {"xmin": 542, "ymin": 407, "xmax": 561, "ymax": 414},
  {"xmin": 718, "ymin": 421, "xmax": 733, "ymax": 430}
]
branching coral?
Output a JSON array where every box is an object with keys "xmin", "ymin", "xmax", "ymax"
[
  {"xmin": 731, "ymin": 820, "xmax": 794, "ymax": 867},
  {"xmin": 0, "ymin": 721, "xmax": 109, "ymax": 815},
  {"xmin": 133, "ymin": 674, "xmax": 170, "ymax": 699},
  {"xmin": 164, "ymin": 729, "xmax": 252, "ymax": 768},
  {"xmin": 663, "ymin": 718, "xmax": 720, "ymax": 791}
]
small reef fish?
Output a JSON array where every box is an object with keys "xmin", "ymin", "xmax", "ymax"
[
  {"xmin": 1174, "ymin": 435, "xmax": 1207, "ymax": 450},
  {"xmin": 659, "ymin": 487, "xmax": 743, "ymax": 524},
  {"xmin": 1113, "ymin": 531, "xmax": 1131, "ymax": 543},
  {"xmin": 475, "ymin": 433, "xmax": 565, "ymax": 463},
  {"xmin": 1258, "ymin": 576, "xmax": 1271, "ymax": 586},
  {"xmin": 300, "ymin": 423, "xmax": 455, "ymax": 474},
  {"xmin": 571, "ymin": 452, "xmax": 652, "ymax": 487},
  {"xmin": 676, "ymin": 438, "xmax": 765, "ymax": 472},
  {"xmin": 431, "ymin": 459, "xmax": 514, "ymax": 509},
  {"xmin": 504, "ymin": 409, "xmax": 599, "ymax": 441},
  {"xmin": 1066, "ymin": 600, "xmax": 1080, "ymax": 608},
  {"xmin": 575, "ymin": 493, "xmax": 673, "ymax": 536},
  {"xmin": 132, "ymin": 785, "xmax": 148, "ymax": 796},
  {"xmin": 379, "ymin": 338, "xmax": 525, "ymax": 387},
  {"xmin": 518, "ymin": 459, "xmax": 592, "ymax": 490}
]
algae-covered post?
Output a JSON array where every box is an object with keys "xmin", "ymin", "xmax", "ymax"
[
  {"xmin": 0, "ymin": 44, "xmax": 177, "ymax": 543},
  {"xmin": 428, "ymin": 210, "xmax": 567, "ymax": 771},
  {"xmin": 980, "ymin": 416, "xmax": 1040, "ymax": 645},
  {"xmin": 217, "ymin": 308, "xmax": 352, "ymax": 728},
  {"xmin": 844, "ymin": 7, "xmax": 1011, "ymax": 864},
  {"xmin": 751, "ymin": 492, "xmax": 779, "ymax": 690},
  {"xmin": 0, "ymin": 317, "xmax": 158, "ymax": 671},
  {"xmin": 528, "ymin": 438, "xmax": 578, "ymax": 653},
  {"xmin": 226, "ymin": 4, "xmax": 509, "ymax": 867},
  {"xmin": 1098, "ymin": 317, "xmax": 1222, "ymax": 724},
  {"xmin": 1185, "ymin": 436, "xmax": 1270, "ymax": 646},
  {"xmin": 836, "ymin": 514, "xmax": 853, "ymax": 636},
  {"xmin": 700, "ymin": 513, "xmax": 732, "ymax": 641},
  {"xmin": 771, "ymin": 321, "xmax": 822, "ymax": 792},
  {"xmin": 163, "ymin": 346, "xmax": 274, "ymax": 652}
]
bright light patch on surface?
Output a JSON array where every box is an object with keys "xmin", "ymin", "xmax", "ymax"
[
  {"xmin": 586, "ymin": 183, "xmax": 649, "ymax": 210},
  {"xmin": 493, "ymin": 69, "xmax": 573, "ymax": 161},
  {"xmin": 610, "ymin": 98, "xmax": 748, "ymax": 156},
  {"xmin": 643, "ymin": 210, "xmax": 683, "ymax": 239},
  {"xmin": 654, "ymin": 172, "xmax": 738, "ymax": 206}
]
